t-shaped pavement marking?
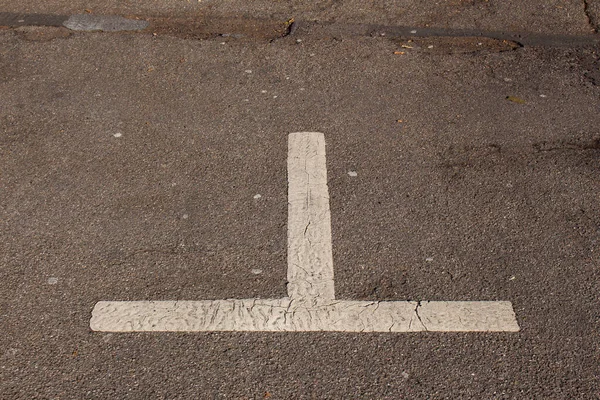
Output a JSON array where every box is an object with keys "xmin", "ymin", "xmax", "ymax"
[{"xmin": 90, "ymin": 132, "xmax": 519, "ymax": 332}]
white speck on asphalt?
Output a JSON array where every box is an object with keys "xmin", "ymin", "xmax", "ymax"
[
  {"xmin": 540, "ymin": 94, "xmax": 547, "ymax": 98},
  {"xmin": 244, "ymin": 70, "xmax": 252, "ymax": 74},
  {"xmin": 509, "ymin": 276, "xmax": 516, "ymax": 281},
  {"xmin": 182, "ymin": 214, "xmax": 189, "ymax": 219},
  {"xmin": 273, "ymin": 95, "xmax": 278, "ymax": 99},
  {"xmin": 251, "ymin": 269, "xmax": 263, "ymax": 275},
  {"xmin": 426, "ymin": 257, "xmax": 434, "ymax": 262},
  {"xmin": 47, "ymin": 277, "xmax": 58, "ymax": 285},
  {"xmin": 348, "ymin": 171, "xmax": 358, "ymax": 177},
  {"xmin": 113, "ymin": 132, "xmax": 122, "ymax": 138},
  {"xmin": 253, "ymin": 194, "xmax": 262, "ymax": 199},
  {"xmin": 300, "ymin": 88, "xmax": 305, "ymax": 91},
  {"xmin": 261, "ymin": 90, "xmax": 267, "ymax": 93},
  {"xmin": 410, "ymin": 30, "xmax": 417, "ymax": 33},
  {"xmin": 428, "ymin": 45, "xmax": 434, "ymax": 49}
]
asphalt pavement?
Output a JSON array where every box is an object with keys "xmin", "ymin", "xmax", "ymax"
[{"xmin": 1, "ymin": 3, "xmax": 600, "ymax": 399}]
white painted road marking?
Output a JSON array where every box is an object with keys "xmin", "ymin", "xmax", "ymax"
[
  {"xmin": 287, "ymin": 132, "xmax": 335, "ymax": 302},
  {"xmin": 90, "ymin": 132, "xmax": 519, "ymax": 332}
]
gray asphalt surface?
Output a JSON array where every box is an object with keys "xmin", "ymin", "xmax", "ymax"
[{"xmin": 1, "ymin": 5, "xmax": 600, "ymax": 399}]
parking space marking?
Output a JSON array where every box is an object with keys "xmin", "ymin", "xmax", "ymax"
[
  {"xmin": 287, "ymin": 132, "xmax": 335, "ymax": 301},
  {"xmin": 90, "ymin": 132, "xmax": 519, "ymax": 332}
]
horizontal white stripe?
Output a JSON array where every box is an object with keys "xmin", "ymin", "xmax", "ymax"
[{"xmin": 91, "ymin": 300, "xmax": 519, "ymax": 332}]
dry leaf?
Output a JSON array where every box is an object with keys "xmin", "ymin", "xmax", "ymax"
[{"xmin": 506, "ymin": 96, "xmax": 526, "ymax": 104}]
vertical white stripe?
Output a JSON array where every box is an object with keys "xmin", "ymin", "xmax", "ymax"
[{"xmin": 287, "ymin": 132, "xmax": 335, "ymax": 301}]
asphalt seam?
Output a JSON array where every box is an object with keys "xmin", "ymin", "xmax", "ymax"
[{"xmin": 0, "ymin": 12, "xmax": 598, "ymax": 47}]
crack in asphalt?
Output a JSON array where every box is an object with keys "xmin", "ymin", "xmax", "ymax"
[
  {"xmin": 414, "ymin": 301, "xmax": 428, "ymax": 332},
  {"xmin": 583, "ymin": 0, "xmax": 599, "ymax": 33}
]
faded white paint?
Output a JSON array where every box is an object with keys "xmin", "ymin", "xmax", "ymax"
[
  {"xmin": 63, "ymin": 15, "xmax": 149, "ymax": 32},
  {"xmin": 90, "ymin": 132, "xmax": 520, "ymax": 333},
  {"xmin": 90, "ymin": 299, "xmax": 518, "ymax": 332},
  {"xmin": 287, "ymin": 132, "xmax": 335, "ymax": 302}
]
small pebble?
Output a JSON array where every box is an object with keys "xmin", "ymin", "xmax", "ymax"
[
  {"xmin": 425, "ymin": 257, "xmax": 434, "ymax": 262},
  {"xmin": 540, "ymin": 94, "xmax": 547, "ymax": 98},
  {"xmin": 244, "ymin": 70, "xmax": 252, "ymax": 74},
  {"xmin": 410, "ymin": 30, "xmax": 417, "ymax": 34},
  {"xmin": 113, "ymin": 132, "xmax": 122, "ymax": 138},
  {"xmin": 251, "ymin": 269, "xmax": 263, "ymax": 275},
  {"xmin": 47, "ymin": 277, "xmax": 58, "ymax": 285},
  {"xmin": 253, "ymin": 194, "xmax": 262, "ymax": 199},
  {"xmin": 182, "ymin": 214, "xmax": 189, "ymax": 219},
  {"xmin": 261, "ymin": 90, "xmax": 268, "ymax": 93},
  {"xmin": 427, "ymin": 45, "xmax": 434, "ymax": 49},
  {"xmin": 348, "ymin": 171, "xmax": 358, "ymax": 177}
]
